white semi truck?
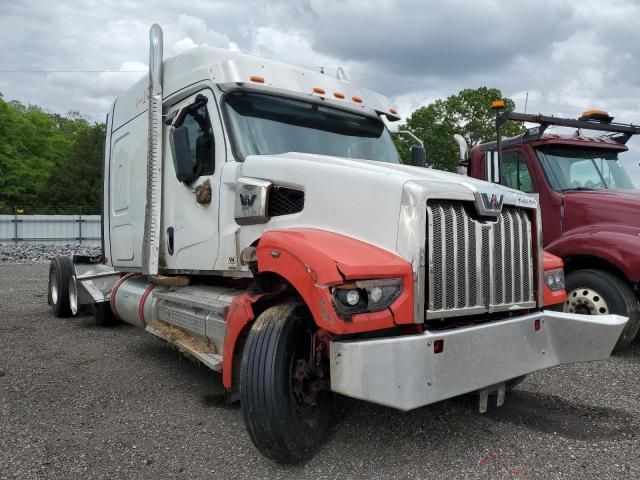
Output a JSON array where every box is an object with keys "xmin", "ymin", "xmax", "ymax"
[{"xmin": 47, "ymin": 25, "xmax": 626, "ymax": 463}]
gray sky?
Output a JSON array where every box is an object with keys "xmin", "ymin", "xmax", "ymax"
[{"xmin": 1, "ymin": 0, "xmax": 639, "ymax": 178}]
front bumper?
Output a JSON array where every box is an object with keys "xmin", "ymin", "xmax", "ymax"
[{"xmin": 330, "ymin": 310, "xmax": 626, "ymax": 411}]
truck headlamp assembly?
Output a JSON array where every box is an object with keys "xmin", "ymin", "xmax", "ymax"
[
  {"xmin": 544, "ymin": 269, "xmax": 565, "ymax": 292},
  {"xmin": 332, "ymin": 278, "xmax": 403, "ymax": 318}
]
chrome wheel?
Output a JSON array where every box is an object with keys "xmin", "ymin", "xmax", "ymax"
[
  {"xmin": 49, "ymin": 269, "xmax": 59, "ymax": 305},
  {"xmin": 564, "ymin": 287, "xmax": 609, "ymax": 315}
]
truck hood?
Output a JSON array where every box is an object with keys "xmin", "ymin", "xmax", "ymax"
[
  {"xmin": 564, "ymin": 189, "xmax": 640, "ymax": 219},
  {"xmin": 237, "ymin": 152, "xmax": 530, "ymax": 255}
]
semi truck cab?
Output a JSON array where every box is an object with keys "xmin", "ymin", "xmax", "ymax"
[
  {"xmin": 47, "ymin": 25, "xmax": 628, "ymax": 463},
  {"xmin": 465, "ymin": 110, "xmax": 640, "ymax": 350}
]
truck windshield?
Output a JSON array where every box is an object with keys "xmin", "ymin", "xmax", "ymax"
[
  {"xmin": 224, "ymin": 91, "xmax": 401, "ymax": 163},
  {"xmin": 536, "ymin": 146, "xmax": 634, "ymax": 191}
]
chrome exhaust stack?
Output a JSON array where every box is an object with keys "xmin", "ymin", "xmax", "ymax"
[
  {"xmin": 142, "ymin": 24, "xmax": 164, "ymax": 276},
  {"xmin": 454, "ymin": 134, "xmax": 469, "ymax": 175}
]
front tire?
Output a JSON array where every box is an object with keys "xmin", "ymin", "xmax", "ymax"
[
  {"xmin": 48, "ymin": 256, "xmax": 73, "ymax": 318},
  {"xmin": 240, "ymin": 303, "xmax": 333, "ymax": 464},
  {"xmin": 564, "ymin": 269, "xmax": 640, "ymax": 352}
]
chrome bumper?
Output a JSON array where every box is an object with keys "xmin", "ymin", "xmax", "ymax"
[{"xmin": 330, "ymin": 310, "xmax": 626, "ymax": 411}]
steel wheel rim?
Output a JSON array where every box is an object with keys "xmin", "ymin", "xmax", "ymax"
[
  {"xmin": 49, "ymin": 269, "xmax": 59, "ymax": 305},
  {"xmin": 564, "ymin": 287, "xmax": 609, "ymax": 315}
]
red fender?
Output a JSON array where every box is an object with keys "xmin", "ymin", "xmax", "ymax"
[
  {"xmin": 256, "ymin": 228, "xmax": 414, "ymax": 333},
  {"xmin": 546, "ymin": 225, "xmax": 640, "ymax": 283},
  {"xmin": 542, "ymin": 251, "xmax": 565, "ymax": 307},
  {"xmin": 221, "ymin": 228, "xmax": 414, "ymax": 389},
  {"xmin": 222, "ymin": 292, "xmax": 263, "ymax": 389}
]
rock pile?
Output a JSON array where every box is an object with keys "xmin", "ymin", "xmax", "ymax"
[{"xmin": 0, "ymin": 243, "xmax": 102, "ymax": 263}]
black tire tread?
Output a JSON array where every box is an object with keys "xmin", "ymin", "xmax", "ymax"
[
  {"xmin": 49, "ymin": 256, "xmax": 73, "ymax": 318},
  {"xmin": 240, "ymin": 303, "xmax": 331, "ymax": 464},
  {"xmin": 566, "ymin": 269, "xmax": 640, "ymax": 351}
]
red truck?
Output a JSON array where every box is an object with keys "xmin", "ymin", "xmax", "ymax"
[{"xmin": 459, "ymin": 109, "xmax": 640, "ymax": 350}]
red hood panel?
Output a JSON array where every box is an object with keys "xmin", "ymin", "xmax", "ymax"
[{"xmin": 563, "ymin": 189, "xmax": 640, "ymax": 232}]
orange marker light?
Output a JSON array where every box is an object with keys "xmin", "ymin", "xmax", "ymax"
[
  {"xmin": 313, "ymin": 87, "xmax": 326, "ymax": 95},
  {"xmin": 389, "ymin": 108, "xmax": 398, "ymax": 115},
  {"xmin": 249, "ymin": 75, "xmax": 265, "ymax": 83},
  {"xmin": 334, "ymin": 92, "xmax": 345, "ymax": 99},
  {"xmin": 491, "ymin": 99, "xmax": 505, "ymax": 109},
  {"xmin": 352, "ymin": 96, "xmax": 363, "ymax": 103}
]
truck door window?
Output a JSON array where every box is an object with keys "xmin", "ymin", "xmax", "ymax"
[
  {"xmin": 500, "ymin": 151, "xmax": 534, "ymax": 193},
  {"xmin": 183, "ymin": 102, "xmax": 214, "ymax": 176}
]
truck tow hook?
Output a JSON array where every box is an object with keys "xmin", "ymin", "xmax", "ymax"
[{"xmin": 478, "ymin": 383, "xmax": 506, "ymax": 413}]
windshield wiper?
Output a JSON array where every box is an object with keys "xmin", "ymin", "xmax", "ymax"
[{"xmin": 560, "ymin": 187, "xmax": 599, "ymax": 192}]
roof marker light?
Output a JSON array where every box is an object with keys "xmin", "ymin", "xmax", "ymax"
[
  {"xmin": 313, "ymin": 87, "xmax": 326, "ymax": 95},
  {"xmin": 352, "ymin": 96, "xmax": 363, "ymax": 103},
  {"xmin": 389, "ymin": 108, "xmax": 398, "ymax": 115},
  {"xmin": 334, "ymin": 92, "xmax": 345, "ymax": 99},
  {"xmin": 491, "ymin": 99, "xmax": 505, "ymax": 110},
  {"xmin": 580, "ymin": 109, "xmax": 614, "ymax": 123},
  {"xmin": 249, "ymin": 75, "xmax": 265, "ymax": 83}
]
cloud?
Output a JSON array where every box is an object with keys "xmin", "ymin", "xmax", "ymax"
[{"xmin": 0, "ymin": 0, "xmax": 638, "ymax": 170}]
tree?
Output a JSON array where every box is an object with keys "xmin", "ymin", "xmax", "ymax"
[
  {"xmin": 0, "ymin": 96, "xmax": 104, "ymax": 212},
  {"xmin": 44, "ymin": 122, "xmax": 105, "ymax": 212},
  {"xmin": 394, "ymin": 87, "xmax": 524, "ymax": 172}
]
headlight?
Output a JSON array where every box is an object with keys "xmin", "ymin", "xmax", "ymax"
[
  {"xmin": 544, "ymin": 268, "xmax": 565, "ymax": 291},
  {"xmin": 332, "ymin": 278, "xmax": 403, "ymax": 319}
]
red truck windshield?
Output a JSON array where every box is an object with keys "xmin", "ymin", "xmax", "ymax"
[
  {"xmin": 224, "ymin": 91, "xmax": 401, "ymax": 164},
  {"xmin": 536, "ymin": 146, "xmax": 634, "ymax": 191}
]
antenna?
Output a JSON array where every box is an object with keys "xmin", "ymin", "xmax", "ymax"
[{"xmin": 336, "ymin": 66, "xmax": 349, "ymax": 82}]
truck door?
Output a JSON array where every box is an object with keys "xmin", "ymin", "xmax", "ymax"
[
  {"xmin": 161, "ymin": 88, "xmax": 224, "ymax": 271},
  {"xmin": 499, "ymin": 147, "xmax": 562, "ymax": 245}
]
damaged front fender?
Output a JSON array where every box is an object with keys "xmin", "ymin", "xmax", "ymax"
[{"xmin": 255, "ymin": 228, "xmax": 415, "ymax": 334}]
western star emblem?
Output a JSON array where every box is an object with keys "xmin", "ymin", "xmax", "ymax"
[
  {"xmin": 474, "ymin": 190, "xmax": 504, "ymax": 216},
  {"xmin": 486, "ymin": 193, "xmax": 502, "ymax": 209},
  {"xmin": 240, "ymin": 193, "xmax": 257, "ymax": 207},
  {"xmin": 481, "ymin": 192, "xmax": 504, "ymax": 212}
]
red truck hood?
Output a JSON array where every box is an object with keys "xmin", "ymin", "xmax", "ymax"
[
  {"xmin": 565, "ymin": 188, "xmax": 640, "ymax": 212},
  {"xmin": 563, "ymin": 189, "xmax": 640, "ymax": 230}
]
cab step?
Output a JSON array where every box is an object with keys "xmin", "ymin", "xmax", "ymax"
[{"xmin": 146, "ymin": 321, "xmax": 223, "ymax": 372}]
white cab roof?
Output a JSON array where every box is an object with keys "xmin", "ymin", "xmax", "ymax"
[{"xmin": 112, "ymin": 47, "xmax": 400, "ymax": 131}]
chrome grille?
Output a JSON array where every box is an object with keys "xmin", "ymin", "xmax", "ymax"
[{"xmin": 427, "ymin": 201, "xmax": 535, "ymax": 318}]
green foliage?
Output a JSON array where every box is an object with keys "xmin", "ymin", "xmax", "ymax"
[
  {"xmin": 394, "ymin": 87, "xmax": 524, "ymax": 171},
  {"xmin": 0, "ymin": 96, "xmax": 105, "ymax": 213}
]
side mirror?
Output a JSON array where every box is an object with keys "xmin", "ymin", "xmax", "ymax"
[
  {"xmin": 169, "ymin": 126, "xmax": 196, "ymax": 183},
  {"xmin": 411, "ymin": 145, "xmax": 427, "ymax": 168}
]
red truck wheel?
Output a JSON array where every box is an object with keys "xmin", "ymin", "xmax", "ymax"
[
  {"xmin": 564, "ymin": 269, "xmax": 640, "ymax": 351},
  {"xmin": 240, "ymin": 303, "xmax": 333, "ymax": 464},
  {"xmin": 48, "ymin": 256, "xmax": 73, "ymax": 318}
]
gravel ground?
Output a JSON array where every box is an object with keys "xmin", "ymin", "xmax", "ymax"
[
  {"xmin": 1, "ymin": 263, "xmax": 639, "ymax": 480},
  {"xmin": 0, "ymin": 243, "xmax": 101, "ymax": 263}
]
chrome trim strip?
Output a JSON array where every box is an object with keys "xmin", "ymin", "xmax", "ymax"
[{"xmin": 535, "ymin": 205, "xmax": 544, "ymax": 307}]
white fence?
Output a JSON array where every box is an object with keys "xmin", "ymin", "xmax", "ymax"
[{"xmin": 0, "ymin": 214, "xmax": 101, "ymax": 246}]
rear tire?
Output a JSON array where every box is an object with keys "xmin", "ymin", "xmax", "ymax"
[
  {"xmin": 564, "ymin": 269, "xmax": 640, "ymax": 352},
  {"xmin": 240, "ymin": 303, "xmax": 333, "ymax": 464},
  {"xmin": 93, "ymin": 302, "xmax": 118, "ymax": 327},
  {"xmin": 48, "ymin": 256, "xmax": 73, "ymax": 318}
]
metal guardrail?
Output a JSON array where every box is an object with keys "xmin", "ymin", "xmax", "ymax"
[{"xmin": 0, "ymin": 209, "xmax": 101, "ymax": 244}]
